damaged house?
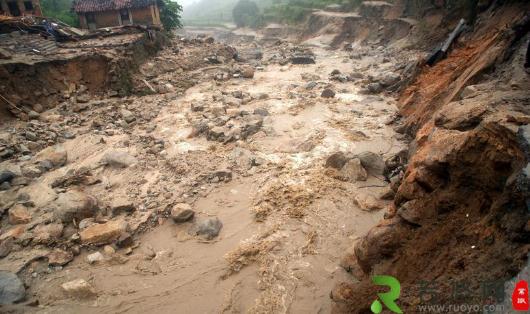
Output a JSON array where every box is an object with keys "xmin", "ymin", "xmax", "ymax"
[
  {"xmin": 73, "ymin": 0, "xmax": 161, "ymax": 30},
  {"xmin": 0, "ymin": 0, "xmax": 42, "ymax": 16}
]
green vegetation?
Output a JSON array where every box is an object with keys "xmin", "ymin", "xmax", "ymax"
[
  {"xmin": 159, "ymin": 0, "xmax": 183, "ymax": 30},
  {"xmin": 232, "ymin": 0, "xmax": 262, "ymax": 28},
  {"xmin": 41, "ymin": 0, "xmax": 79, "ymax": 27}
]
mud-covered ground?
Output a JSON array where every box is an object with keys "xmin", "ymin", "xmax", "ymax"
[{"xmin": 0, "ymin": 26, "xmax": 414, "ymax": 313}]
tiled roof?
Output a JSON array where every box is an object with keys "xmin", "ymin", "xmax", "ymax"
[{"xmin": 73, "ymin": 0, "xmax": 156, "ymax": 13}]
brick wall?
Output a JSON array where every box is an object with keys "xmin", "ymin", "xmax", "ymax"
[
  {"xmin": 131, "ymin": 6, "xmax": 153, "ymax": 25},
  {"xmin": 95, "ymin": 10, "xmax": 120, "ymax": 28}
]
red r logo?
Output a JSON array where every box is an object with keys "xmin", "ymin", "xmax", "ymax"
[{"xmin": 512, "ymin": 280, "xmax": 529, "ymax": 311}]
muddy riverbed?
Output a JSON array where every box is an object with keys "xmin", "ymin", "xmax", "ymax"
[{"xmin": 0, "ymin": 28, "xmax": 408, "ymax": 313}]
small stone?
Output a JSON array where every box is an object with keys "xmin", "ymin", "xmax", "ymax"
[
  {"xmin": 103, "ymin": 245, "xmax": 115, "ymax": 255},
  {"xmin": 338, "ymin": 158, "xmax": 368, "ymax": 182},
  {"xmin": 353, "ymin": 193, "xmax": 383, "ymax": 211},
  {"xmin": 86, "ymin": 251, "xmax": 104, "ymax": 264},
  {"xmin": 305, "ymin": 81, "xmax": 317, "ymax": 90},
  {"xmin": 0, "ymin": 181, "xmax": 10, "ymax": 191},
  {"xmin": 367, "ymin": 82, "xmax": 383, "ymax": 94},
  {"xmin": 291, "ymin": 55, "xmax": 315, "ymax": 64},
  {"xmin": 61, "ymin": 279, "xmax": 96, "ymax": 299},
  {"xmin": 379, "ymin": 186, "xmax": 395, "ymax": 200},
  {"xmin": 135, "ymin": 260, "xmax": 161, "ymax": 275},
  {"xmin": 0, "ymin": 238, "xmax": 13, "ymax": 258},
  {"xmin": 357, "ymin": 152, "xmax": 385, "ymax": 176},
  {"xmin": 78, "ymin": 218, "xmax": 95, "ymax": 230},
  {"xmin": 321, "ymin": 88, "xmax": 336, "ymax": 98},
  {"xmin": 0, "ymin": 271, "xmax": 25, "ymax": 304},
  {"xmin": 28, "ymin": 111, "xmax": 40, "ymax": 120},
  {"xmin": 54, "ymin": 190, "xmax": 98, "ymax": 223},
  {"xmin": 253, "ymin": 108, "xmax": 269, "ymax": 116},
  {"xmin": 76, "ymin": 94, "xmax": 91, "ymax": 103},
  {"xmin": 325, "ymin": 152, "xmax": 352, "ymax": 169},
  {"xmin": 241, "ymin": 66, "xmax": 255, "ymax": 79},
  {"xmin": 79, "ymin": 219, "xmax": 128, "ymax": 245},
  {"xmin": 47, "ymin": 249, "xmax": 73, "ymax": 266},
  {"xmin": 191, "ymin": 103, "xmax": 204, "ymax": 112},
  {"xmin": 101, "ymin": 151, "xmax": 137, "ymax": 168},
  {"xmin": 21, "ymin": 165, "xmax": 42, "ymax": 178},
  {"xmin": 33, "ymin": 223, "xmax": 63, "ymax": 243},
  {"xmin": 25, "ymin": 131, "xmax": 38, "ymax": 141},
  {"xmin": 191, "ymin": 217, "xmax": 223, "ymax": 240},
  {"xmin": 171, "ymin": 203, "xmax": 195, "ymax": 223},
  {"xmin": 116, "ymin": 232, "xmax": 133, "ymax": 248},
  {"xmin": 0, "ymin": 170, "xmax": 15, "ymax": 184},
  {"xmin": 35, "ymin": 145, "xmax": 67, "ymax": 168},
  {"xmin": 8, "ymin": 204, "xmax": 32, "ymax": 224},
  {"xmin": 120, "ymin": 109, "xmax": 135, "ymax": 123},
  {"xmin": 110, "ymin": 198, "xmax": 135, "ymax": 215}
]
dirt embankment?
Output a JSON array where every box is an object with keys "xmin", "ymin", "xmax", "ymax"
[
  {"xmin": 332, "ymin": 3, "xmax": 530, "ymax": 313},
  {"xmin": 0, "ymin": 32, "xmax": 166, "ymax": 118}
]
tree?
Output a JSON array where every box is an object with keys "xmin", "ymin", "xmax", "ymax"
[
  {"xmin": 232, "ymin": 0, "xmax": 259, "ymax": 27},
  {"xmin": 159, "ymin": 0, "xmax": 183, "ymax": 31},
  {"xmin": 41, "ymin": 0, "xmax": 79, "ymax": 26}
]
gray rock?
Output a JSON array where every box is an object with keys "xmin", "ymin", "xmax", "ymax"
[
  {"xmin": 367, "ymin": 82, "xmax": 383, "ymax": 94},
  {"xmin": 253, "ymin": 108, "xmax": 269, "ymax": 116},
  {"xmin": 120, "ymin": 109, "xmax": 135, "ymax": 123},
  {"xmin": 0, "ymin": 170, "xmax": 15, "ymax": 184},
  {"xmin": 325, "ymin": 152, "xmax": 353, "ymax": 169},
  {"xmin": 63, "ymin": 131, "xmax": 75, "ymax": 139},
  {"xmin": 21, "ymin": 165, "xmax": 42, "ymax": 178},
  {"xmin": 291, "ymin": 55, "xmax": 315, "ymax": 64},
  {"xmin": 25, "ymin": 131, "xmax": 37, "ymax": 141},
  {"xmin": 87, "ymin": 252, "xmax": 104, "ymax": 264},
  {"xmin": 28, "ymin": 111, "xmax": 40, "ymax": 120},
  {"xmin": 338, "ymin": 158, "xmax": 368, "ymax": 182},
  {"xmin": 0, "ymin": 182, "xmax": 10, "ymax": 191},
  {"xmin": 54, "ymin": 190, "xmax": 98, "ymax": 222},
  {"xmin": 0, "ymin": 271, "xmax": 25, "ymax": 304},
  {"xmin": 321, "ymin": 88, "xmax": 336, "ymax": 98},
  {"xmin": 171, "ymin": 203, "xmax": 195, "ymax": 223},
  {"xmin": 35, "ymin": 145, "xmax": 67, "ymax": 168},
  {"xmin": 192, "ymin": 217, "xmax": 223, "ymax": 240},
  {"xmin": 305, "ymin": 81, "xmax": 317, "ymax": 90},
  {"xmin": 76, "ymin": 94, "xmax": 91, "ymax": 103},
  {"xmin": 101, "ymin": 151, "xmax": 137, "ymax": 168},
  {"xmin": 191, "ymin": 103, "xmax": 204, "ymax": 112},
  {"xmin": 241, "ymin": 116, "xmax": 263, "ymax": 139},
  {"xmin": 379, "ymin": 72, "xmax": 400, "ymax": 87},
  {"xmin": 357, "ymin": 152, "xmax": 385, "ymax": 175}
]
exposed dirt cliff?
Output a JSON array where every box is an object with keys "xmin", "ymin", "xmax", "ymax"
[{"xmin": 332, "ymin": 2, "xmax": 530, "ymax": 313}]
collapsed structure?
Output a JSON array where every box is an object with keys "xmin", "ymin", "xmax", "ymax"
[{"xmin": 0, "ymin": 0, "xmax": 42, "ymax": 17}]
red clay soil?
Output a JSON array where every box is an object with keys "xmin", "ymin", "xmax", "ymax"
[
  {"xmin": 399, "ymin": 4, "xmax": 529, "ymax": 132},
  {"xmin": 332, "ymin": 3, "xmax": 530, "ymax": 313}
]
